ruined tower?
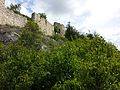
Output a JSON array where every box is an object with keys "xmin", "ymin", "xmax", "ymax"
[
  {"xmin": 32, "ymin": 13, "xmax": 54, "ymax": 36},
  {"xmin": 54, "ymin": 22, "xmax": 65, "ymax": 36}
]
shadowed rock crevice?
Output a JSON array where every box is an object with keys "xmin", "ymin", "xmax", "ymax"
[{"xmin": 0, "ymin": 25, "xmax": 21, "ymax": 43}]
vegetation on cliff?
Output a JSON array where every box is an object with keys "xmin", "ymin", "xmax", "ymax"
[
  {"xmin": 0, "ymin": 21, "xmax": 120, "ymax": 90},
  {"xmin": 7, "ymin": 3, "xmax": 21, "ymax": 13}
]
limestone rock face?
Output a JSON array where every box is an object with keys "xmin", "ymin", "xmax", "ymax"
[
  {"xmin": 0, "ymin": 32, "xmax": 19, "ymax": 42},
  {"xmin": 0, "ymin": 25, "xmax": 20, "ymax": 43}
]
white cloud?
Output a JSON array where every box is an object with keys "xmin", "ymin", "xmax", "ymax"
[
  {"xmin": 82, "ymin": 0, "xmax": 120, "ymax": 26},
  {"xmin": 79, "ymin": 0, "xmax": 120, "ymax": 49},
  {"xmin": 5, "ymin": 0, "xmax": 17, "ymax": 6},
  {"xmin": 20, "ymin": 6, "xmax": 31, "ymax": 17}
]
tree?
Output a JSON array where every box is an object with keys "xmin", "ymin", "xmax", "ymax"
[
  {"xmin": 7, "ymin": 3, "xmax": 21, "ymax": 13},
  {"xmin": 65, "ymin": 22, "xmax": 81, "ymax": 41},
  {"xmin": 38, "ymin": 13, "xmax": 47, "ymax": 19}
]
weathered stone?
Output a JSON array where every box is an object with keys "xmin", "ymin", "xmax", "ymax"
[
  {"xmin": 0, "ymin": 25, "xmax": 20, "ymax": 43},
  {"xmin": 32, "ymin": 13, "xmax": 54, "ymax": 36},
  {"xmin": 0, "ymin": 31, "xmax": 20, "ymax": 42},
  {"xmin": 0, "ymin": 0, "xmax": 27, "ymax": 27},
  {"xmin": 54, "ymin": 22, "xmax": 65, "ymax": 36},
  {"xmin": 0, "ymin": 0, "xmax": 65, "ymax": 37}
]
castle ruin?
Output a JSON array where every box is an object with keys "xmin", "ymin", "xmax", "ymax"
[
  {"xmin": 0, "ymin": 0, "xmax": 27, "ymax": 27},
  {"xmin": 54, "ymin": 22, "xmax": 65, "ymax": 36},
  {"xmin": 0, "ymin": 0, "xmax": 65, "ymax": 36},
  {"xmin": 32, "ymin": 13, "xmax": 54, "ymax": 36}
]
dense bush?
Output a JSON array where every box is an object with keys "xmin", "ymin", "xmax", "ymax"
[
  {"xmin": 0, "ymin": 20, "xmax": 120, "ymax": 89},
  {"xmin": 52, "ymin": 34, "xmax": 67, "ymax": 41},
  {"xmin": 65, "ymin": 22, "xmax": 84, "ymax": 41},
  {"xmin": 17, "ymin": 21, "xmax": 42, "ymax": 50},
  {"xmin": 49, "ymin": 37, "xmax": 120, "ymax": 90},
  {"xmin": 0, "ymin": 35, "xmax": 120, "ymax": 89},
  {"xmin": 0, "ymin": 44, "xmax": 48, "ymax": 89}
]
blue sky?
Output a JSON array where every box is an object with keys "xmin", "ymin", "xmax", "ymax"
[{"xmin": 5, "ymin": 0, "xmax": 120, "ymax": 49}]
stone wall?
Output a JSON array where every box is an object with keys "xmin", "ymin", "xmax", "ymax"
[
  {"xmin": 0, "ymin": 0, "xmax": 27, "ymax": 28},
  {"xmin": 54, "ymin": 22, "xmax": 65, "ymax": 36},
  {"xmin": 0, "ymin": 0, "xmax": 65, "ymax": 36},
  {"xmin": 0, "ymin": 8, "xmax": 27, "ymax": 27},
  {"xmin": 32, "ymin": 13, "xmax": 54, "ymax": 36},
  {"xmin": 0, "ymin": 0, "xmax": 5, "ymax": 8}
]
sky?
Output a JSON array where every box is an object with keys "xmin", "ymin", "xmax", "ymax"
[{"xmin": 5, "ymin": 0, "xmax": 120, "ymax": 49}]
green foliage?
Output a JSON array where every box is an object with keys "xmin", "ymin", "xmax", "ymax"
[
  {"xmin": 0, "ymin": 21, "xmax": 120, "ymax": 89},
  {"xmin": 38, "ymin": 13, "xmax": 47, "ymax": 19},
  {"xmin": 7, "ymin": 3, "xmax": 21, "ymax": 13},
  {"xmin": 25, "ymin": 20, "xmax": 39, "ymax": 32},
  {"xmin": 65, "ymin": 22, "xmax": 84, "ymax": 41},
  {"xmin": 52, "ymin": 34, "xmax": 66, "ymax": 41},
  {"xmin": 0, "ymin": 42, "xmax": 4, "ymax": 48},
  {"xmin": 0, "ymin": 44, "xmax": 48, "ymax": 89},
  {"xmin": 86, "ymin": 31, "xmax": 100, "ymax": 39},
  {"xmin": 52, "ymin": 79, "xmax": 81, "ymax": 90},
  {"xmin": 17, "ymin": 20, "xmax": 42, "ymax": 50},
  {"xmin": 49, "ymin": 37, "xmax": 120, "ymax": 90}
]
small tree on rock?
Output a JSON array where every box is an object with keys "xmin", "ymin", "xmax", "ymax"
[{"xmin": 7, "ymin": 3, "xmax": 21, "ymax": 13}]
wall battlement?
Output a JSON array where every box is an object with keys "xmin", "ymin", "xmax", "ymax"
[
  {"xmin": 0, "ymin": 0, "xmax": 65, "ymax": 36},
  {"xmin": 32, "ymin": 13, "xmax": 54, "ymax": 36},
  {"xmin": 0, "ymin": 8, "xmax": 27, "ymax": 27}
]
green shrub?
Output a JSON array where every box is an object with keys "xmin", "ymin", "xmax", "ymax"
[
  {"xmin": 52, "ymin": 34, "xmax": 67, "ymax": 41},
  {"xmin": 0, "ymin": 42, "xmax": 4, "ymax": 48},
  {"xmin": 0, "ymin": 31, "xmax": 120, "ymax": 89},
  {"xmin": 25, "ymin": 20, "xmax": 39, "ymax": 32},
  {"xmin": 42, "ymin": 36, "xmax": 120, "ymax": 89},
  {"xmin": 7, "ymin": 3, "xmax": 21, "ymax": 13},
  {"xmin": 38, "ymin": 13, "xmax": 47, "ymax": 19},
  {"xmin": 65, "ymin": 22, "xmax": 84, "ymax": 41},
  {"xmin": 17, "ymin": 21, "xmax": 42, "ymax": 50},
  {"xmin": 0, "ymin": 44, "xmax": 48, "ymax": 89}
]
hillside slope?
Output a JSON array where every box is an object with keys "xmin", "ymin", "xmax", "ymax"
[{"xmin": 0, "ymin": 21, "xmax": 120, "ymax": 90}]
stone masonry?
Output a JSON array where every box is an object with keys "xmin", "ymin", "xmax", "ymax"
[
  {"xmin": 32, "ymin": 13, "xmax": 65, "ymax": 36},
  {"xmin": 32, "ymin": 13, "xmax": 54, "ymax": 36},
  {"xmin": 0, "ymin": 0, "xmax": 5, "ymax": 8},
  {"xmin": 0, "ymin": 0, "xmax": 27, "ymax": 27},
  {"xmin": 0, "ymin": 0, "xmax": 65, "ymax": 36},
  {"xmin": 54, "ymin": 22, "xmax": 65, "ymax": 36}
]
